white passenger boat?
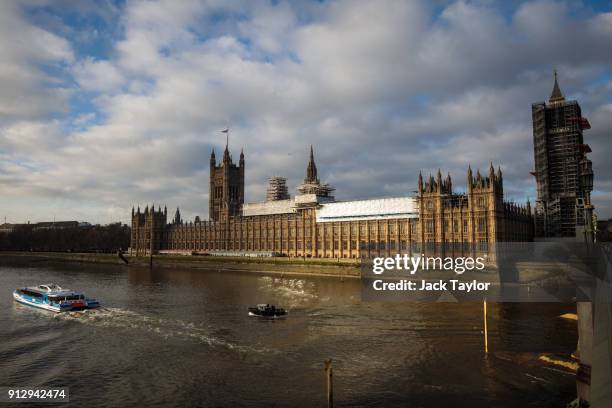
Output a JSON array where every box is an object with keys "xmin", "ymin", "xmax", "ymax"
[{"xmin": 13, "ymin": 284, "xmax": 100, "ymax": 313}]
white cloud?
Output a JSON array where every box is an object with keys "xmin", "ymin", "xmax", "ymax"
[
  {"xmin": 238, "ymin": 1, "xmax": 297, "ymax": 54},
  {"xmin": 1, "ymin": 0, "xmax": 612, "ymax": 225},
  {"xmin": 0, "ymin": 1, "xmax": 73, "ymax": 123},
  {"xmin": 73, "ymin": 58, "xmax": 125, "ymax": 92}
]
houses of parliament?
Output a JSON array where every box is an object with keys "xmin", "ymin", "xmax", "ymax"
[{"xmin": 130, "ymin": 73, "xmax": 593, "ymax": 258}]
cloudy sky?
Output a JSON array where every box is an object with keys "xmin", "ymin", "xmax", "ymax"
[{"xmin": 1, "ymin": 0, "xmax": 611, "ymax": 225}]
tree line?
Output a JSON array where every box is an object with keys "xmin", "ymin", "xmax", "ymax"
[{"xmin": 0, "ymin": 223, "xmax": 130, "ymax": 253}]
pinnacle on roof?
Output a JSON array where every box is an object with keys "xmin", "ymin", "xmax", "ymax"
[
  {"xmin": 305, "ymin": 145, "xmax": 318, "ymax": 183},
  {"xmin": 549, "ymin": 70, "xmax": 565, "ymax": 103},
  {"xmin": 223, "ymin": 144, "xmax": 231, "ymax": 163}
]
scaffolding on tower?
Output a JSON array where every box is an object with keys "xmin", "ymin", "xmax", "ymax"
[{"xmin": 266, "ymin": 176, "xmax": 290, "ymax": 202}]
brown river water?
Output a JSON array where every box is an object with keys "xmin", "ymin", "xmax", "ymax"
[{"xmin": 0, "ymin": 262, "xmax": 578, "ymax": 407}]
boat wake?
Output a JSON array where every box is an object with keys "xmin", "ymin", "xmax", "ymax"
[
  {"xmin": 54, "ymin": 307, "xmax": 275, "ymax": 356},
  {"xmin": 258, "ymin": 277, "xmax": 318, "ymax": 307}
]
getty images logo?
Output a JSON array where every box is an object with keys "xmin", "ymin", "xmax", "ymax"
[{"xmin": 372, "ymin": 254, "xmax": 486, "ymax": 275}]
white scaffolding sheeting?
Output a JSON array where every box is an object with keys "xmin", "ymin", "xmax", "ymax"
[
  {"xmin": 242, "ymin": 199, "xmax": 296, "ymax": 216},
  {"xmin": 316, "ymin": 197, "xmax": 418, "ymax": 222}
]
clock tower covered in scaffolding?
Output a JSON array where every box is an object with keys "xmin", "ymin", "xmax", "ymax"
[{"xmin": 532, "ymin": 72, "xmax": 593, "ymax": 237}]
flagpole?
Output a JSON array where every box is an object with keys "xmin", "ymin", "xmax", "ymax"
[{"xmin": 222, "ymin": 127, "xmax": 229, "ymax": 147}]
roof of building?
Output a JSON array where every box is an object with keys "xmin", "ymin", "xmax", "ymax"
[
  {"xmin": 316, "ymin": 197, "xmax": 418, "ymax": 222},
  {"xmin": 242, "ymin": 199, "xmax": 296, "ymax": 216},
  {"xmin": 242, "ymin": 193, "xmax": 336, "ymax": 216},
  {"xmin": 550, "ymin": 70, "xmax": 565, "ymax": 103},
  {"xmin": 34, "ymin": 221, "xmax": 80, "ymax": 229}
]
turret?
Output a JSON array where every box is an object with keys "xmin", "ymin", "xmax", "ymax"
[
  {"xmin": 418, "ymin": 171, "xmax": 423, "ymax": 193},
  {"xmin": 526, "ymin": 199, "xmax": 531, "ymax": 215},
  {"xmin": 210, "ymin": 149, "xmax": 216, "ymax": 169},
  {"xmin": 223, "ymin": 144, "xmax": 231, "ymax": 164},
  {"xmin": 467, "ymin": 165, "xmax": 473, "ymax": 192}
]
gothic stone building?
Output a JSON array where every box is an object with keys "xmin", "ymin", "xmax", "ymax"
[
  {"xmin": 130, "ymin": 144, "xmax": 533, "ymax": 258},
  {"xmin": 418, "ymin": 166, "xmax": 532, "ymax": 246},
  {"xmin": 209, "ymin": 145, "xmax": 244, "ymax": 222},
  {"xmin": 532, "ymin": 72, "xmax": 593, "ymax": 237}
]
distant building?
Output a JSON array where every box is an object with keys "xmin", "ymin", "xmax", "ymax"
[
  {"xmin": 130, "ymin": 145, "xmax": 533, "ymax": 258},
  {"xmin": 0, "ymin": 223, "xmax": 21, "ymax": 233},
  {"xmin": 0, "ymin": 221, "xmax": 85, "ymax": 233},
  {"xmin": 33, "ymin": 221, "xmax": 80, "ymax": 230},
  {"xmin": 532, "ymin": 71, "xmax": 593, "ymax": 237}
]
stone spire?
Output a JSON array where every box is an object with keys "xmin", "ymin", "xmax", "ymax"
[
  {"xmin": 221, "ymin": 128, "xmax": 231, "ymax": 163},
  {"xmin": 297, "ymin": 145, "xmax": 334, "ymax": 198},
  {"xmin": 549, "ymin": 70, "xmax": 565, "ymax": 103},
  {"xmin": 305, "ymin": 145, "xmax": 318, "ymax": 183},
  {"xmin": 526, "ymin": 199, "xmax": 532, "ymax": 214},
  {"xmin": 418, "ymin": 171, "xmax": 423, "ymax": 193},
  {"xmin": 467, "ymin": 165, "xmax": 473, "ymax": 192},
  {"xmin": 223, "ymin": 144, "xmax": 231, "ymax": 164}
]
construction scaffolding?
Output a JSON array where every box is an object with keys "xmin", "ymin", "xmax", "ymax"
[
  {"xmin": 266, "ymin": 176, "xmax": 290, "ymax": 202},
  {"xmin": 532, "ymin": 72, "xmax": 591, "ymax": 237}
]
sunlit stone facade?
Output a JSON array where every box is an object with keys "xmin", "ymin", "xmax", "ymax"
[{"xmin": 130, "ymin": 146, "xmax": 534, "ymax": 258}]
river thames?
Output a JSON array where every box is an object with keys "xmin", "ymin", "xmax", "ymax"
[{"xmin": 0, "ymin": 262, "xmax": 578, "ymax": 407}]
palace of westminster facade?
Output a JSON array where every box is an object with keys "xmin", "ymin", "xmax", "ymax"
[
  {"xmin": 130, "ymin": 74, "xmax": 592, "ymax": 258},
  {"xmin": 130, "ymin": 144, "xmax": 533, "ymax": 258}
]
